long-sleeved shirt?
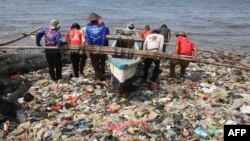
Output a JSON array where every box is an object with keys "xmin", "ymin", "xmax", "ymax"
[
  {"xmin": 143, "ymin": 33, "xmax": 164, "ymax": 52},
  {"xmin": 66, "ymin": 29, "xmax": 83, "ymax": 46},
  {"xmin": 36, "ymin": 27, "xmax": 63, "ymax": 54},
  {"xmin": 86, "ymin": 23, "xmax": 107, "ymax": 46}
]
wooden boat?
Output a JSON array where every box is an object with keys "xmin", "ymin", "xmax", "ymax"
[{"xmin": 107, "ymin": 29, "xmax": 142, "ymax": 91}]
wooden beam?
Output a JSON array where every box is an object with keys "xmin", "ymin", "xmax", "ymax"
[
  {"xmin": 112, "ymin": 27, "xmax": 142, "ymax": 32},
  {"xmin": 106, "ymin": 35, "xmax": 144, "ymax": 42},
  {"xmin": 0, "ymin": 26, "xmax": 43, "ymax": 46},
  {"xmin": 215, "ymin": 49, "xmax": 250, "ymax": 68},
  {"xmin": 0, "ymin": 45, "xmax": 249, "ymax": 71},
  {"xmin": 29, "ymin": 32, "xmax": 67, "ymax": 36}
]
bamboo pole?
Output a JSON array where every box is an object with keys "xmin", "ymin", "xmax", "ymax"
[
  {"xmin": 106, "ymin": 35, "xmax": 144, "ymax": 42},
  {"xmin": 29, "ymin": 32, "xmax": 67, "ymax": 36},
  {"xmin": 0, "ymin": 26, "xmax": 43, "ymax": 46},
  {"xmin": 0, "ymin": 45, "xmax": 249, "ymax": 71},
  {"xmin": 215, "ymin": 49, "xmax": 250, "ymax": 68},
  {"xmin": 112, "ymin": 27, "xmax": 142, "ymax": 32},
  {"xmin": 163, "ymin": 42, "xmax": 231, "ymax": 57}
]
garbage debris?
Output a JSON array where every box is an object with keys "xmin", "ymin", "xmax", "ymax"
[{"xmin": 1, "ymin": 52, "xmax": 250, "ymax": 140}]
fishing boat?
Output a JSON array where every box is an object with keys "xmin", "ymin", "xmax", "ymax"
[{"xmin": 107, "ymin": 29, "xmax": 143, "ymax": 92}]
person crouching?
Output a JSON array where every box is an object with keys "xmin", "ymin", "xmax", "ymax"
[
  {"xmin": 66, "ymin": 23, "xmax": 87, "ymax": 77},
  {"xmin": 169, "ymin": 32, "xmax": 197, "ymax": 78},
  {"xmin": 142, "ymin": 30, "xmax": 164, "ymax": 82}
]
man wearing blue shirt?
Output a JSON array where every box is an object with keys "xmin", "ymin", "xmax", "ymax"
[
  {"xmin": 36, "ymin": 19, "xmax": 63, "ymax": 82},
  {"xmin": 86, "ymin": 13, "xmax": 108, "ymax": 81}
]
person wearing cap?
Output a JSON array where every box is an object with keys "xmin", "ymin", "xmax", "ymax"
[
  {"xmin": 169, "ymin": 32, "xmax": 197, "ymax": 78},
  {"xmin": 141, "ymin": 30, "xmax": 164, "ymax": 82},
  {"xmin": 159, "ymin": 24, "xmax": 171, "ymax": 52},
  {"xmin": 123, "ymin": 23, "xmax": 136, "ymax": 35},
  {"xmin": 66, "ymin": 23, "xmax": 87, "ymax": 77},
  {"xmin": 86, "ymin": 12, "xmax": 108, "ymax": 81},
  {"xmin": 140, "ymin": 25, "xmax": 152, "ymax": 39},
  {"xmin": 36, "ymin": 19, "xmax": 63, "ymax": 82}
]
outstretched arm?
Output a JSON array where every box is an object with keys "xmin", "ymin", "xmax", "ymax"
[
  {"xmin": 36, "ymin": 28, "xmax": 45, "ymax": 46},
  {"xmin": 56, "ymin": 32, "xmax": 63, "ymax": 47},
  {"xmin": 86, "ymin": 27, "xmax": 93, "ymax": 45},
  {"xmin": 101, "ymin": 27, "xmax": 107, "ymax": 46}
]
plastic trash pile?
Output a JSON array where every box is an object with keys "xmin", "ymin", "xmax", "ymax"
[{"xmin": 2, "ymin": 52, "xmax": 250, "ymax": 141}]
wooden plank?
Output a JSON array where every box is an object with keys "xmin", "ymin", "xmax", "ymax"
[
  {"xmin": 0, "ymin": 26, "xmax": 43, "ymax": 46},
  {"xmin": 106, "ymin": 34, "xmax": 144, "ymax": 42},
  {"xmin": 112, "ymin": 27, "xmax": 142, "ymax": 32},
  {"xmin": 29, "ymin": 32, "xmax": 67, "ymax": 36},
  {"xmin": 0, "ymin": 45, "xmax": 249, "ymax": 71}
]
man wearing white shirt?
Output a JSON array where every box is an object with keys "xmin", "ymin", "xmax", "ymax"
[{"xmin": 142, "ymin": 30, "xmax": 164, "ymax": 82}]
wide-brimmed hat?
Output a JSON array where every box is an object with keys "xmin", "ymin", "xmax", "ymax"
[
  {"xmin": 176, "ymin": 32, "xmax": 187, "ymax": 37},
  {"xmin": 87, "ymin": 12, "xmax": 102, "ymax": 21},
  {"xmin": 50, "ymin": 19, "xmax": 60, "ymax": 29},
  {"xmin": 145, "ymin": 25, "xmax": 150, "ymax": 30}
]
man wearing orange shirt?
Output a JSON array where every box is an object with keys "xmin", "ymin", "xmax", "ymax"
[{"xmin": 66, "ymin": 23, "xmax": 87, "ymax": 77}]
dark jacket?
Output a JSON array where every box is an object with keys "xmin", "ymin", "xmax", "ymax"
[{"xmin": 159, "ymin": 26, "xmax": 171, "ymax": 43}]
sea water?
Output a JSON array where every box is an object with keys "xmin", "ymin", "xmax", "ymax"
[{"xmin": 0, "ymin": 0, "xmax": 250, "ymax": 53}]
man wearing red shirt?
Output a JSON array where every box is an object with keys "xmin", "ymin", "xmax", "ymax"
[
  {"xmin": 66, "ymin": 23, "xmax": 87, "ymax": 77},
  {"xmin": 170, "ymin": 32, "xmax": 197, "ymax": 78},
  {"xmin": 140, "ymin": 25, "xmax": 152, "ymax": 39}
]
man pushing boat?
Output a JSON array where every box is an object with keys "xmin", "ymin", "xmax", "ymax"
[
  {"xmin": 169, "ymin": 32, "xmax": 197, "ymax": 78},
  {"xmin": 141, "ymin": 30, "xmax": 164, "ymax": 83},
  {"xmin": 36, "ymin": 19, "xmax": 63, "ymax": 82}
]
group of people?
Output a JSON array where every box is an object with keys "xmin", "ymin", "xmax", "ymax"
[
  {"xmin": 36, "ymin": 12, "xmax": 197, "ymax": 84},
  {"xmin": 140, "ymin": 24, "xmax": 197, "ymax": 82},
  {"xmin": 36, "ymin": 12, "xmax": 109, "ymax": 82}
]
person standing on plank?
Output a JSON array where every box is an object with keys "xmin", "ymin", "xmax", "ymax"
[
  {"xmin": 86, "ymin": 12, "xmax": 107, "ymax": 81},
  {"xmin": 36, "ymin": 19, "xmax": 63, "ymax": 82},
  {"xmin": 141, "ymin": 30, "xmax": 164, "ymax": 82},
  {"xmin": 169, "ymin": 32, "xmax": 197, "ymax": 78}
]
